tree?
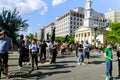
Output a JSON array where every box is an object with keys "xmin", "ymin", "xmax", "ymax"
[
  {"xmin": 0, "ymin": 8, "xmax": 29, "ymax": 43},
  {"xmin": 51, "ymin": 27, "xmax": 55, "ymax": 42},
  {"xmin": 28, "ymin": 33, "xmax": 34, "ymax": 41},
  {"xmin": 106, "ymin": 21, "xmax": 120, "ymax": 43}
]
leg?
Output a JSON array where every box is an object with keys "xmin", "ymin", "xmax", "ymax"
[
  {"xmin": 3, "ymin": 53, "xmax": 8, "ymax": 76},
  {"xmin": 34, "ymin": 52, "xmax": 38, "ymax": 68},
  {"xmin": 118, "ymin": 60, "xmax": 120, "ymax": 76}
]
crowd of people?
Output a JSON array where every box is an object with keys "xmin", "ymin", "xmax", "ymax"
[{"xmin": 0, "ymin": 30, "xmax": 120, "ymax": 80}]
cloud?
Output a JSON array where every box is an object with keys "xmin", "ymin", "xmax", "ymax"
[
  {"xmin": 0, "ymin": 0, "xmax": 48, "ymax": 15},
  {"xmin": 52, "ymin": 0, "xmax": 66, "ymax": 6}
]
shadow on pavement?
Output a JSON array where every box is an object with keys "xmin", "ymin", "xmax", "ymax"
[
  {"xmin": 9, "ymin": 68, "xmax": 71, "ymax": 79},
  {"xmin": 90, "ymin": 55, "xmax": 101, "ymax": 58},
  {"xmin": 39, "ymin": 64, "xmax": 76, "ymax": 70},
  {"xmin": 89, "ymin": 60, "xmax": 105, "ymax": 65}
]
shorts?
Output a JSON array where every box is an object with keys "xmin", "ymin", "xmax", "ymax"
[{"xmin": 0, "ymin": 53, "xmax": 8, "ymax": 64}]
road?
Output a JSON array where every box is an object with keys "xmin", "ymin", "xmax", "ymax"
[{"xmin": 1, "ymin": 50, "xmax": 120, "ymax": 80}]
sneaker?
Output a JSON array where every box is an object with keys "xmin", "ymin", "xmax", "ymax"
[
  {"xmin": 27, "ymin": 62, "xmax": 31, "ymax": 65},
  {"xmin": 77, "ymin": 63, "xmax": 80, "ymax": 65},
  {"xmin": 82, "ymin": 63, "xmax": 85, "ymax": 65},
  {"xmin": 18, "ymin": 66, "xmax": 22, "ymax": 69},
  {"xmin": 105, "ymin": 77, "xmax": 109, "ymax": 80}
]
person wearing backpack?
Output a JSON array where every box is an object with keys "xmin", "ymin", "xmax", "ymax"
[
  {"xmin": 29, "ymin": 39, "xmax": 39, "ymax": 70},
  {"xmin": 84, "ymin": 40, "xmax": 91, "ymax": 64}
]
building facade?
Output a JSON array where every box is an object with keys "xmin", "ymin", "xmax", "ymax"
[
  {"xmin": 75, "ymin": 0, "xmax": 107, "ymax": 45},
  {"xmin": 36, "ymin": 29, "xmax": 44, "ymax": 40},
  {"xmin": 105, "ymin": 9, "xmax": 120, "ymax": 22},
  {"xmin": 44, "ymin": 22, "xmax": 55, "ymax": 41},
  {"xmin": 55, "ymin": 7, "xmax": 84, "ymax": 37}
]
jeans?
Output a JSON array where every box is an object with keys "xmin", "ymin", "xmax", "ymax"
[
  {"xmin": 105, "ymin": 61, "xmax": 112, "ymax": 77},
  {"xmin": 77, "ymin": 51, "xmax": 84, "ymax": 63}
]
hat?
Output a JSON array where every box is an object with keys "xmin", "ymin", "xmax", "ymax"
[{"xmin": 0, "ymin": 30, "xmax": 9, "ymax": 35}]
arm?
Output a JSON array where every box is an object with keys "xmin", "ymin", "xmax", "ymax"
[
  {"xmin": 103, "ymin": 52, "xmax": 112, "ymax": 60},
  {"xmin": 10, "ymin": 41, "xmax": 13, "ymax": 54}
]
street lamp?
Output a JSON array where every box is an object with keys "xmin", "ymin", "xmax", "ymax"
[{"xmin": 94, "ymin": 27, "xmax": 97, "ymax": 41}]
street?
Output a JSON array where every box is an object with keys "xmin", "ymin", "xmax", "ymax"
[{"xmin": 1, "ymin": 50, "xmax": 120, "ymax": 80}]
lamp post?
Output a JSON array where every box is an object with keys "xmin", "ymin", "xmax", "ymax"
[{"xmin": 94, "ymin": 27, "xmax": 97, "ymax": 41}]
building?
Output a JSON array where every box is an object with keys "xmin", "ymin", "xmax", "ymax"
[
  {"xmin": 75, "ymin": 0, "xmax": 107, "ymax": 45},
  {"xmin": 105, "ymin": 9, "xmax": 120, "ymax": 22},
  {"xmin": 44, "ymin": 22, "xmax": 55, "ymax": 41},
  {"xmin": 55, "ymin": 7, "xmax": 84, "ymax": 37},
  {"xmin": 36, "ymin": 28, "xmax": 44, "ymax": 40},
  {"xmin": 43, "ymin": 0, "xmax": 107, "ymax": 43}
]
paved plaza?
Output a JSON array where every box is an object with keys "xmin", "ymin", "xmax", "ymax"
[{"xmin": 1, "ymin": 50, "xmax": 120, "ymax": 80}]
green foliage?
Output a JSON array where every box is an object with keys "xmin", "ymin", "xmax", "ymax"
[
  {"xmin": 106, "ymin": 21, "xmax": 120, "ymax": 43},
  {"xmin": 68, "ymin": 35, "xmax": 74, "ymax": 43},
  {"xmin": 0, "ymin": 8, "xmax": 29, "ymax": 44},
  {"xmin": 55, "ymin": 36, "xmax": 65, "ymax": 41},
  {"xmin": 51, "ymin": 27, "xmax": 55, "ymax": 42},
  {"xmin": 55, "ymin": 35, "xmax": 74, "ymax": 43},
  {"xmin": 28, "ymin": 33, "xmax": 34, "ymax": 41}
]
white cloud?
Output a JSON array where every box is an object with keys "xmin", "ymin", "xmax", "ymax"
[
  {"xmin": 0, "ymin": 0, "xmax": 48, "ymax": 15},
  {"xmin": 52, "ymin": 0, "xmax": 66, "ymax": 6}
]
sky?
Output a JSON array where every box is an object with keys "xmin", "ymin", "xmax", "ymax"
[{"xmin": 0, "ymin": 0, "xmax": 120, "ymax": 35}]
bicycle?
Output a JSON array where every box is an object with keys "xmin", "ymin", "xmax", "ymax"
[{"xmin": 0, "ymin": 54, "xmax": 4, "ymax": 78}]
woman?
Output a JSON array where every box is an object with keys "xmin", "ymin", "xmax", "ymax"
[
  {"xmin": 29, "ymin": 39, "xmax": 39, "ymax": 70},
  {"xmin": 117, "ymin": 47, "xmax": 120, "ymax": 77},
  {"xmin": 103, "ymin": 43, "xmax": 113, "ymax": 80}
]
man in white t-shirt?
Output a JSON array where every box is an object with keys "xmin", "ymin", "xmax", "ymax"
[{"xmin": 84, "ymin": 40, "xmax": 91, "ymax": 64}]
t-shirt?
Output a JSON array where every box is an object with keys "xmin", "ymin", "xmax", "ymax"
[
  {"xmin": 78, "ymin": 44, "xmax": 84, "ymax": 52},
  {"xmin": 0, "ymin": 37, "xmax": 12, "ymax": 53},
  {"xmin": 18, "ymin": 39, "xmax": 25, "ymax": 50},
  {"xmin": 84, "ymin": 43, "xmax": 90, "ymax": 52},
  {"xmin": 29, "ymin": 43, "xmax": 38, "ymax": 52},
  {"xmin": 104, "ymin": 48, "xmax": 112, "ymax": 62}
]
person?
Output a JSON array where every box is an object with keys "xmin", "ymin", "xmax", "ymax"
[
  {"xmin": 103, "ymin": 43, "xmax": 113, "ymax": 80},
  {"xmin": 77, "ymin": 41, "xmax": 85, "ymax": 65},
  {"xmin": 29, "ymin": 39, "xmax": 39, "ymax": 70},
  {"xmin": 50, "ymin": 41, "xmax": 58, "ymax": 64},
  {"xmin": 46, "ymin": 41, "xmax": 51, "ymax": 58},
  {"xmin": 0, "ymin": 30, "xmax": 13, "ymax": 78},
  {"xmin": 18, "ymin": 34, "xmax": 25, "ymax": 69},
  {"xmin": 117, "ymin": 47, "xmax": 120, "ymax": 77},
  {"xmin": 40, "ymin": 41, "xmax": 47, "ymax": 61},
  {"xmin": 24, "ymin": 35, "xmax": 31, "ymax": 65},
  {"xmin": 84, "ymin": 40, "xmax": 91, "ymax": 64}
]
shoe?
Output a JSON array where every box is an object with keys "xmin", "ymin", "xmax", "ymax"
[
  {"xmin": 77, "ymin": 63, "xmax": 80, "ymax": 65},
  {"xmin": 82, "ymin": 63, "xmax": 85, "ymax": 65},
  {"xmin": 27, "ymin": 62, "xmax": 31, "ymax": 65},
  {"xmin": 18, "ymin": 66, "xmax": 22, "ymax": 69},
  {"xmin": 109, "ymin": 77, "xmax": 113, "ymax": 80},
  {"xmin": 105, "ymin": 77, "xmax": 109, "ymax": 80},
  {"xmin": 2, "ymin": 71, "xmax": 7, "ymax": 75}
]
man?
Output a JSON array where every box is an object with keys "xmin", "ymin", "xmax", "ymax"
[
  {"xmin": 18, "ymin": 34, "xmax": 25, "ymax": 69},
  {"xmin": 0, "ymin": 30, "xmax": 13, "ymax": 78},
  {"xmin": 103, "ymin": 43, "xmax": 113, "ymax": 80},
  {"xmin": 24, "ymin": 35, "xmax": 31, "ymax": 65},
  {"xmin": 84, "ymin": 40, "xmax": 91, "ymax": 64}
]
